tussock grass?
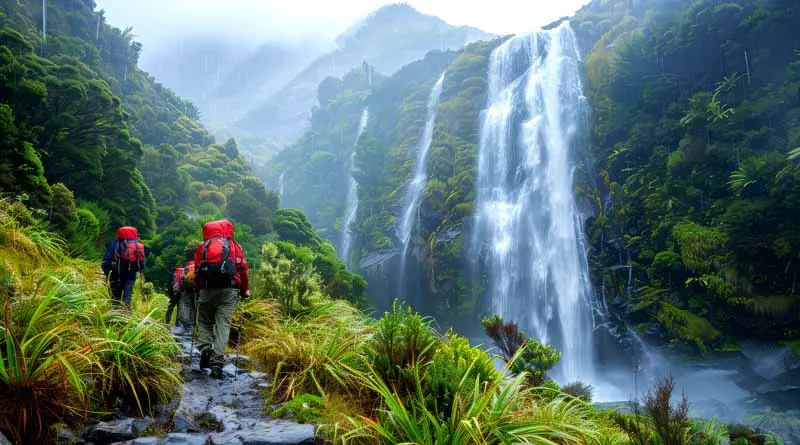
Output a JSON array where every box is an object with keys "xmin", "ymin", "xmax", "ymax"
[
  {"xmin": 0, "ymin": 292, "xmax": 96, "ymax": 443},
  {"xmin": 92, "ymin": 311, "xmax": 182, "ymax": 415},
  {"xmin": 340, "ymin": 361, "xmax": 612, "ymax": 445},
  {"xmin": 246, "ymin": 299, "xmax": 371, "ymax": 402},
  {"xmin": 0, "ymin": 199, "xmax": 182, "ymax": 440}
]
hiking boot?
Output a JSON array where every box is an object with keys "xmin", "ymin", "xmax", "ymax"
[
  {"xmin": 209, "ymin": 365, "xmax": 223, "ymax": 380},
  {"xmin": 199, "ymin": 349, "xmax": 212, "ymax": 370}
]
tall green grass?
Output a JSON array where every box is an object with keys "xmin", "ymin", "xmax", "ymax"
[
  {"xmin": 340, "ymin": 361, "xmax": 616, "ymax": 445},
  {"xmin": 246, "ymin": 299, "xmax": 370, "ymax": 402},
  {"xmin": 0, "ymin": 199, "xmax": 183, "ymax": 441},
  {"xmin": 0, "ymin": 292, "xmax": 96, "ymax": 443},
  {"xmin": 92, "ymin": 310, "xmax": 182, "ymax": 415}
]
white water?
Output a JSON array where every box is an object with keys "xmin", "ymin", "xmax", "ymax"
[
  {"xmin": 472, "ymin": 23, "xmax": 594, "ymax": 384},
  {"xmin": 397, "ymin": 72, "xmax": 446, "ymax": 261},
  {"xmin": 42, "ymin": 0, "xmax": 46, "ymax": 42},
  {"xmin": 278, "ymin": 171, "xmax": 286, "ymax": 201},
  {"xmin": 340, "ymin": 108, "xmax": 370, "ymax": 268}
]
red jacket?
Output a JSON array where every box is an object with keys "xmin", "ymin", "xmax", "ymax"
[{"xmin": 194, "ymin": 219, "xmax": 249, "ymax": 294}]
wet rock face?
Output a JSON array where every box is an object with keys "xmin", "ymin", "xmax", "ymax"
[
  {"xmin": 82, "ymin": 329, "xmax": 317, "ymax": 445},
  {"xmin": 83, "ymin": 418, "xmax": 155, "ymax": 444}
]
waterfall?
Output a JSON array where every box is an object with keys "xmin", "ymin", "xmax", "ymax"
[
  {"xmin": 472, "ymin": 23, "xmax": 594, "ymax": 383},
  {"xmin": 278, "ymin": 171, "xmax": 286, "ymax": 201},
  {"xmin": 42, "ymin": 0, "xmax": 46, "ymax": 42},
  {"xmin": 96, "ymin": 13, "xmax": 101, "ymax": 40},
  {"xmin": 340, "ymin": 108, "xmax": 370, "ymax": 268},
  {"xmin": 397, "ymin": 72, "xmax": 446, "ymax": 293}
]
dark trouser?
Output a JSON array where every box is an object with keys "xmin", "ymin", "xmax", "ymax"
[
  {"xmin": 197, "ymin": 288, "xmax": 238, "ymax": 367},
  {"xmin": 111, "ymin": 276, "xmax": 136, "ymax": 306},
  {"xmin": 166, "ymin": 292, "xmax": 181, "ymax": 325},
  {"xmin": 178, "ymin": 290, "xmax": 197, "ymax": 330}
]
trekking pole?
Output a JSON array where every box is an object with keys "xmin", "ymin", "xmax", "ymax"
[{"xmin": 188, "ymin": 292, "xmax": 199, "ymax": 368}]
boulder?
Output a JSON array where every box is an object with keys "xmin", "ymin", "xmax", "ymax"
[
  {"xmin": 171, "ymin": 414, "xmax": 202, "ymax": 434},
  {"xmin": 0, "ymin": 431, "xmax": 12, "ymax": 445},
  {"xmin": 740, "ymin": 341, "xmax": 800, "ymax": 380},
  {"xmin": 111, "ymin": 433, "xmax": 210, "ymax": 445},
  {"xmin": 231, "ymin": 421, "xmax": 316, "ymax": 445},
  {"xmin": 83, "ymin": 418, "xmax": 154, "ymax": 444}
]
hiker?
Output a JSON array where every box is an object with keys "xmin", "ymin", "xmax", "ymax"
[
  {"xmin": 102, "ymin": 226, "xmax": 146, "ymax": 306},
  {"xmin": 177, "ymin": 260, "xmax": 197, "ymax": 332},
  {"xmin": 194, "ymin": 219, "xmax": 249, "ymax": 379},
  {"xmin": 166, "ymin": 265, "xmax": 185, "ymax": 326}
]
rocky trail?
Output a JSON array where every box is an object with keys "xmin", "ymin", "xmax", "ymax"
[{"xmin": 60, "ymin": 329, "xmax": 319, "ymax": 445}]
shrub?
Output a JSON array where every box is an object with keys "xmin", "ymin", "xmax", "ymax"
[
  {"xmin": 482, "ymin": 314, "xmax": 561, "ymax": 385},
  {"xmin": 562, "ymin": 381, "xmax": 594, "ymax": 402},
  {"xmin": 423, "ymin": 330, "xmax": 501, "ymax": 416},
  {"xmin": 614, "ymin": 375, "xmax": 692, "ymax": 445},
  {"xmin": 728, "ymin": 424, "xmax": 767, "ymax": 445},
  {"xmin": 367, "ymin": 300, "xmax": 436, "ymax": 391}
]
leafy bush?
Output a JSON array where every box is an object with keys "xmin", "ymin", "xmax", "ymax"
[
  {"xmin": 482, "ymin": 314, "xmax": 561, "ymax": 385},
  {"xmin": 562, "ymin": 381, "xmax": 594, "ymax": 402},
  {"xmin": 423, "ymin": 330, "xmax": 501, "ymax": 416},
  {"xmin": 367, "ymin": 300, "xmax": 436, "ymax": 391}
]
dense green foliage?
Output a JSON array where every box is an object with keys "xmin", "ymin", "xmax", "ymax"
[
  {"xmin": 572, "ymin": 0, "xmax": 800, "ymax": 352},
  {"xmin": 0, "ymin": 0, "xmax": 285, "ymax": 288}
]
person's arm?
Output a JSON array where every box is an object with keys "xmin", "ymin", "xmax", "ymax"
[
  {"xmin": 101, "ymin": 241, "xmax": 115, "ymax": 276},
  {"xmin": 193, "ymin": 245, "xmax": 203, "ymax": 290}
]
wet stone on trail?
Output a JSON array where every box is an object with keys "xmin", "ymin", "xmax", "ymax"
[{"xmin": 98, "ymin": 328, "xmax": 317, "ymax": 445}]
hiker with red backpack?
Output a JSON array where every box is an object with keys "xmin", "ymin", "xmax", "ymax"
[
  {"xmin": 102, "ymin": 226, "xmax": 146, "ymax": 306},
  {"xmin": 193, "ymin": 219, "xmax": 249, "ymax": 379},
  {"xmin": 177, "ymin": 260, "xmax": 197, "ymax": 332},
  {"xmin": 166, "ymin": 265, "xmax": 185, "ymax": 326}
]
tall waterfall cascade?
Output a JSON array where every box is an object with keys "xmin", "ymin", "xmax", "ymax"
[
  {"xmin": 472, "ymin": 23, "xmax": 595, "ymax": 383},
  {"xmin": 397, "ymin": 72, "xmax": 446, "ymax": 298},
  {"xmin": 340, "ymin": 108, "xmax": 370, "ymax": 268},
  {"xmin": 398, "ymin": 72, "xmax": 446, "ymax": 256}
]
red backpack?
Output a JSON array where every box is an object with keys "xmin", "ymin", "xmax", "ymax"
[
  {"xmin": 171, "ymin": 267, "xmax": 185, "ymax": 290},
  {"xmin": 198, "ymin": 220, "xmax": 238, "ymax": 288},
  {"xmin": 113, "ymin": 226, "xmax": 145, "ymax": 272}
]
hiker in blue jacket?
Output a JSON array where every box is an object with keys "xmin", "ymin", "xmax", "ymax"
[{"xmin": 102, "ymin": 226, "xmax": 147, "ymax": 305}]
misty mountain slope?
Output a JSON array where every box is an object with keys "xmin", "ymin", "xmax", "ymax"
[
  {"xmin": 236, "ymin": 3, "xmax": 494, "ymax": 145},
  {"xmin": 140, "ymin": 37, "xmax": 253, "ymax": 104}
]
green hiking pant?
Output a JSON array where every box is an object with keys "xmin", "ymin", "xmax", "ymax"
[
  {"xmin": 178, "ymin": 290, "xmax": 197, "ymax": 330},
  {"xmin": 197, "ymin": 287, "xmax": 238, "ymax": 363}
]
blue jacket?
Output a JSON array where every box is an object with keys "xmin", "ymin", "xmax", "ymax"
[{"xmin": 102, "ymin": 240, "xmax": 147, "ymax": 280}]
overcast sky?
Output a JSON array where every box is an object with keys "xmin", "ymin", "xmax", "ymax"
[{"xmin": 96, "ymin": 0, "xmax": 590, "ymax": 54}]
